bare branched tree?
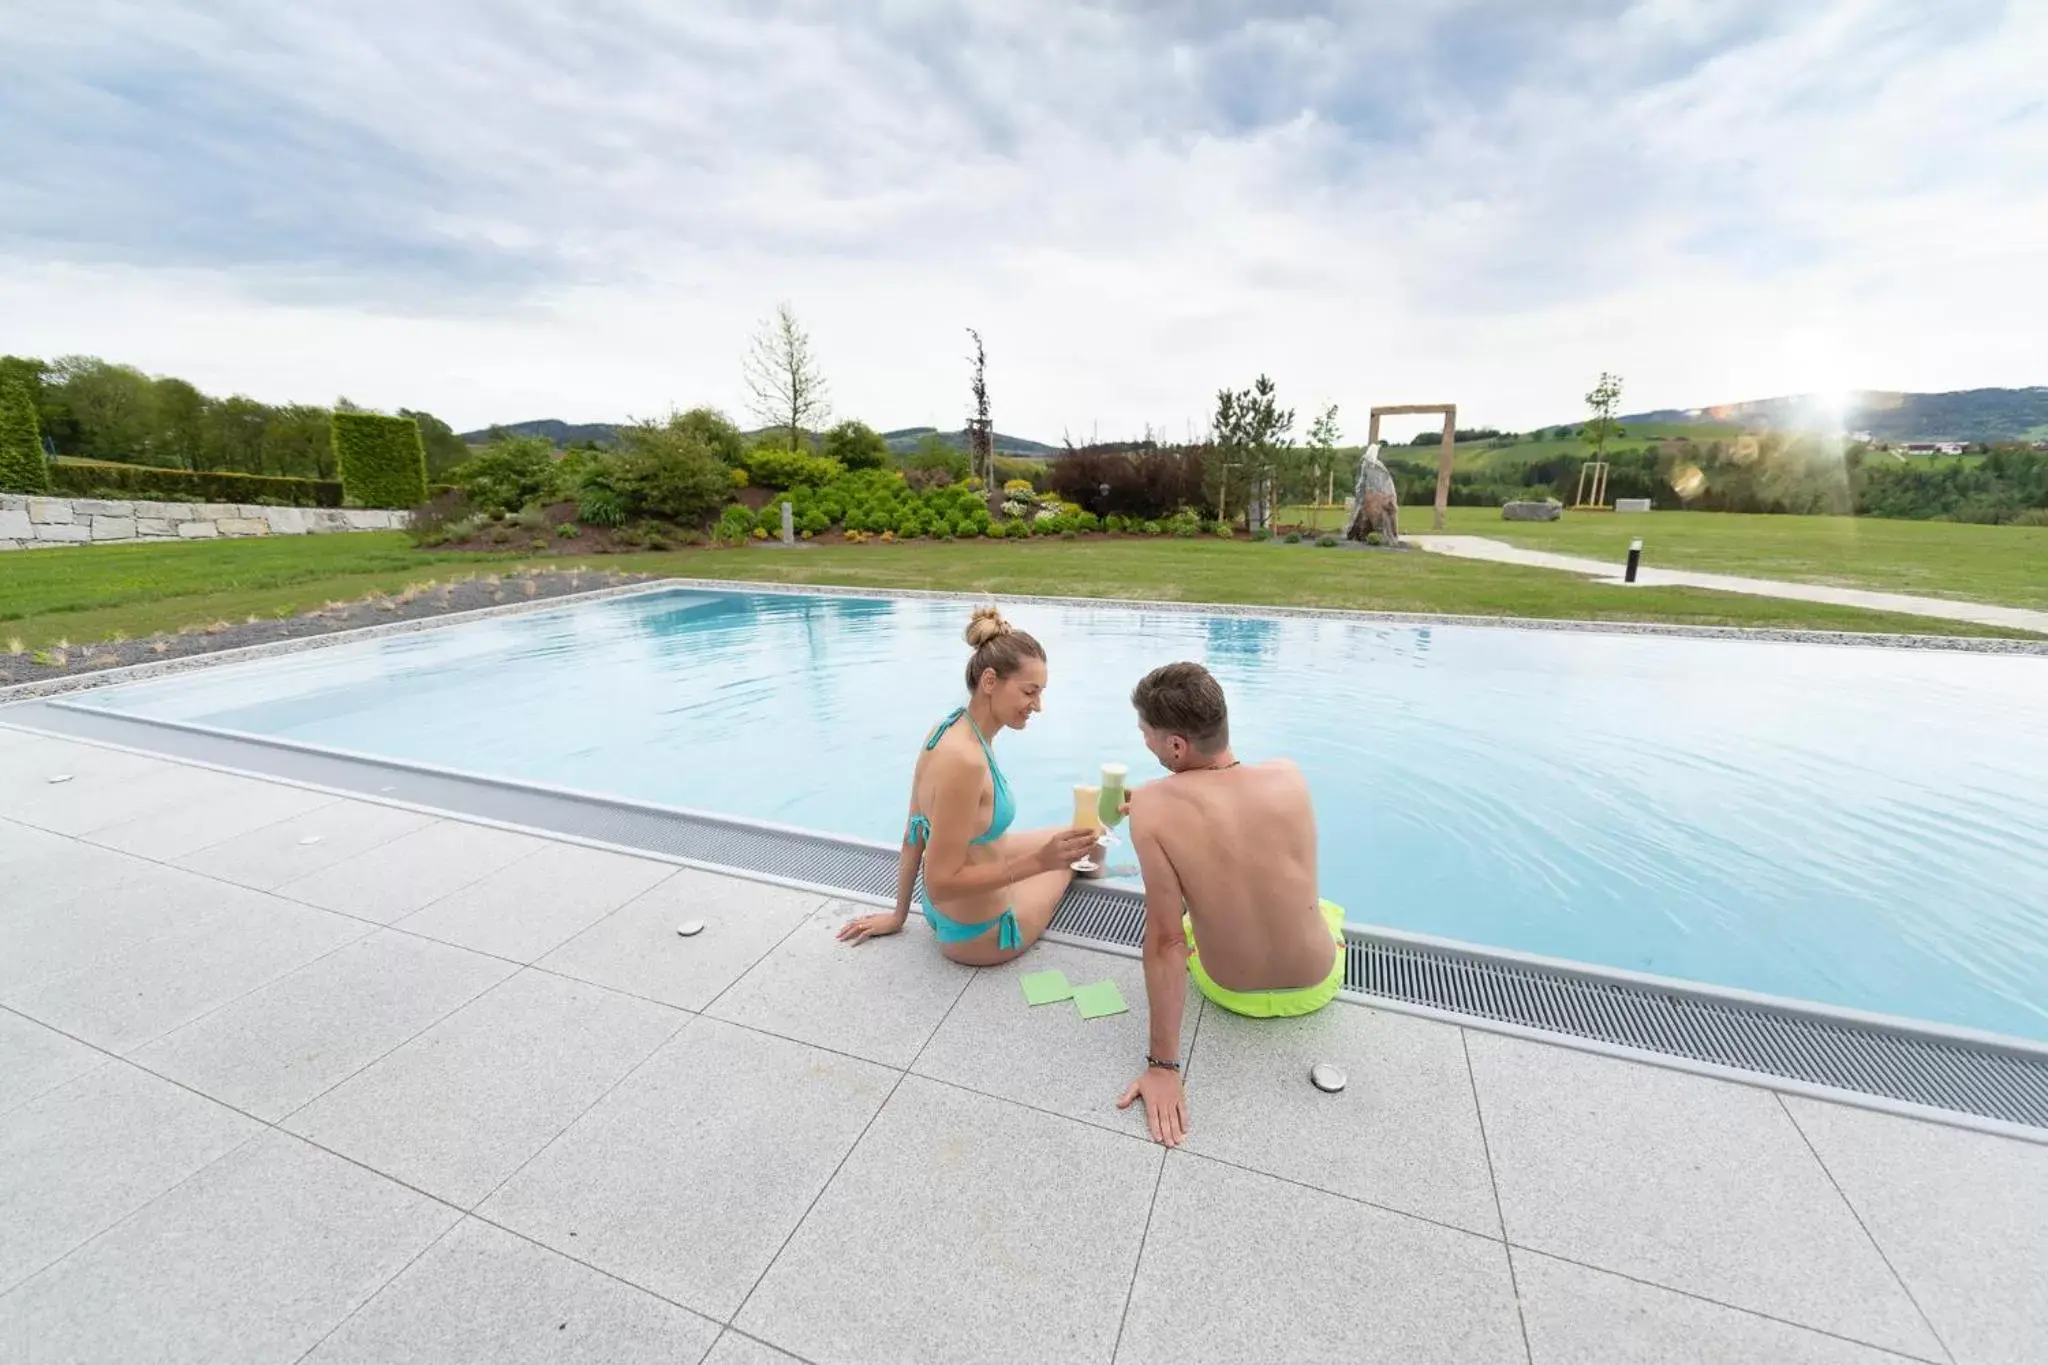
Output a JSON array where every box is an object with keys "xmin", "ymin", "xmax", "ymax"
[{"xmin": 743, "ymin": 302, "xmax": 830, "ymax": 451}]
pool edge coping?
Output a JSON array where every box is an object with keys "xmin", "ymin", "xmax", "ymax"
[
  {"xmin": 5, "ymin": 573, "xmax": 2043, "ymax": 707},
  {"xmin": 7, "ymin": 703, "xmax": 2045, "ymax": 1150}
]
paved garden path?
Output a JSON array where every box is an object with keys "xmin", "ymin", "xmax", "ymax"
[
  {"xmin": 1410, "ymin": 534, "xmax": 2048, "ymax": 635},
  {"xmin": 3, "ymin": 723, "xmax": 2043, "ymax": 1363}
]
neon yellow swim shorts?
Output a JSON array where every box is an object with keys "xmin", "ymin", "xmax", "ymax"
[{"xmin": 1183, "ymin": 899, "xmax": 1346, "ymax": 1019}]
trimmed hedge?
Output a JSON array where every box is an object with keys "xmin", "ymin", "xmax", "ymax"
[
  {"xmin": 0, "ymin": 379, "xmax": 47, "ymax": 494},
  {"xmin": 332, "ymin": 412, "xmax": 428, "ymax": 509},
  {"xmin": 45, "ymin": 460, "xmax": 343, "ymax": 507}
]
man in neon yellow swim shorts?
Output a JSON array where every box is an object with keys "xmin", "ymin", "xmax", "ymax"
[{"xmin": 1114, "ymin": 662, "xmax": 1345, "ymax": 1147}]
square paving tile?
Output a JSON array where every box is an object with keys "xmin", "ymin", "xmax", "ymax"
[
  {"xmin": 482, "ymin": 1016, "xmax": 895, "ymax": 1321},
  {"xmin": 0, "ymin": 1130, "xmax": 459, "ymax": 1365},
  {"xmin": 6, "ymin": 758, "xmax": 248, "ymax": 837},
  {"xmin": 1512, "ymin": 1246, "xmax": 1919, "ymax": 1365},
  {"xmin": 133, "ymin": 929, "xmax": 517, "ymax": 1121},
  {"xmin": 1177, "ymin": 1002, "xmax": 1500, "ymax": 1236},
  {"xmin": 86, "ymin": 775, "xmax": 336, "ymax": 861},
  {"xmin": 286, "ymin": 969, "xmax": 686, "ymax": 1207},
  {"xmin": 0, "ymin": 1010, "xmax": 107, "ymax": 1116},
  {"xmin": 9, "ymin": 889, "xmax": 371, "ymax": 1053},
  {"xmin": 0, "ymin": 739, "xmax": 177, "ymax": 829},
  {"xmin": 708, "ymin": 901, "xmax": 971, "ymax": 1066},
  {"xmin": 0, "ymin": 814, "xmax": 95, "ymax": 870},
  {"xmin": 301, "ymin": 1217, "xmax": 721, "ymax": 1365},
  {"xmin": 540, "ymin": 868, "xmax": 823, "ymax": 1011},
  {"xmin": 1786, "ymin": 1097, "xmax": 2048, "ymax": 1365},
  {"xmin": 1118, "ymin": 1152, "xmax": 1524, "ymax": 1365},
  {"xmin": 703, "ymin": 1332, "xmax": 806, "ymax": 1365},
  {"xmin": 1465, "ymin": 1032, "xmax": 1942, "ymax": 1358},
  {"xmin": 737, "ymin": 1075, "xmax": 1160, "ymax": 1365},
  {"xmin": 395, "ymin": 842, "xmax": 676, "ymax": 962},
  {"xmin": 0, "ymin": 862, "xmax": 235, "ymax": 996},
  {"xmin": 911, "ymin": 940, "xmax": 1202, "ymax": 1141},
  {"xmin": 0, "ymin": 1064, "xmax": 259, "ymax": 1291},
  {"xmin": 0, "ymin": 823, "xmax": 145, "ymax": 918},
  {"xmin": 278, "ymin": 819, "xmax": 547, "ymax": 924},
  {"xmin": 177, "ymin": 798, "xmax": 435, "ymax": 891}
]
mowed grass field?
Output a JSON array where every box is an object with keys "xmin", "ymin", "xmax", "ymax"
[
  {"xmin": 1, "ymin": 536, "xmax": 534, "ymax": 650},
  {"xmin": 1273, "ymin": 505, "xmax": 2048, "ymax": 609},
  {"xmin": 3, "ymin": 528, "xmax": 2036, "ymax": 655},
  {"xmin": 1424, "ymin": 508, "xmax": 2048, "ymax": 610},
  {"xmin": 1436, "ymin": 421, "xmax": 1744, "ymax": 473}
]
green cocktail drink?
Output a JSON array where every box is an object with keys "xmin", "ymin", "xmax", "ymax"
[{"xmin": 1097, "ymin": 763, "xmax": 1128, "ymax": 828}]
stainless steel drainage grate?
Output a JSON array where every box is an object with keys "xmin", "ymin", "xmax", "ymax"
[
  {"xmin": 14, "ymin": 700, "xmax": 2048, "ymax": 1134},
  {"xmin": 1345, "ymin": 939, "xmax": 2048, "ymax": 1130}
]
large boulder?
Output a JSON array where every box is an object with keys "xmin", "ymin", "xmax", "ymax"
[
  {"xmin": 1501, "ymin": 499, "xmax": 1563, "ymax": 522},
  {"xmin": 1343, "ymin": 443, "xmax": 1401, "ymax": 545}
]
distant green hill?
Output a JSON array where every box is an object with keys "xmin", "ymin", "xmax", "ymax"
[
  {"xmin": 456, "ymin": 419, "xmax": 622, "ymax": 447},
  {"xmin": 879, "ymin": 426, "xmax": 1059, "ymax": 457},
  {"xmin": 1613, "ymin": 387, "xmax": 2048, "ymax": 444},
  {"xmin": 459, "ymin": 419, "xmax": 1062, "ymax": 456}
]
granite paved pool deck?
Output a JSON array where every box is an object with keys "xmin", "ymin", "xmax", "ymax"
[{"xmin": 2, "ymin": 724, "xmax": 2043, "ymax": 1364}]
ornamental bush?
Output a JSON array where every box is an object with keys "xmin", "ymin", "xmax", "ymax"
[
  {"xmin": 746, "ymin": 447, "xmax": 841, "ymax": 489},
  {"xmin": 820, "ymin": 420, "xmax": 889, "ymax": 471},
  {"xmin": 714, "ymin": 505, "xmax": 756, "ymax": 545},
  {"xmin": 612, "ymin": 421, "xmax": 731, "ymax": 527},
  {"xmin": 450, "ymin": 434, "xmax": 560, "ymax": 515}
]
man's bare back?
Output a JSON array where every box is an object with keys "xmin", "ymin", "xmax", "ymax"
[
  {"xmin": 1132, "ymin": 760, "xmax": 1333, "ymax": 992},
  {"xmin": 1118, "ymin": 660, "xmax": 1342, "ymax": 1147}
]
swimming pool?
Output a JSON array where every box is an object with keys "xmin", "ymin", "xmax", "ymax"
[{"xmin": 61, "ymin": 587, "xmax": 2048, "ymax": 1042}]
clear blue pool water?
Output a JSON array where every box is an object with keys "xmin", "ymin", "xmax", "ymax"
[{"xmin": 65, "ymin": 587, "xmax": 2048, "ymax": 1041}]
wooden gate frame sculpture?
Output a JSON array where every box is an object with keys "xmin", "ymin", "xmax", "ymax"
[
  {"xmin": 1572, "ymin": 460, "xmax": 1611, "ymax": 510},
  {"xmin": 1369, "ymin": 404, "xmax": 1456, "ymax": 531}
]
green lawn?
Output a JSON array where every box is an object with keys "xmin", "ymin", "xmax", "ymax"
[
  {"xmin": 0, "ymin": 537, "xmax": 552, "ymax": 649},
  {"xmin": 1434, "ymin": 420, "xmax": 1744, "ymax": 473},
  {"xmin": 3, "ymin": 531, "xmax": 2034, "ymax": 655},
  {"xmin": 1423, "ymin": 508, "xmax": 2048, "ymax": 610}
]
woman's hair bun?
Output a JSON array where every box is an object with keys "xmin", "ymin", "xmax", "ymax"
[{"xmin": 963, "ymin": 606, "xmax": 1010, "ymax": 648}]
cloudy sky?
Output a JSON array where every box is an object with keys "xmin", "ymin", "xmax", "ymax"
[{"xmin": 3, "ymin": 0, "xmax": 2043, "ymax": 440}]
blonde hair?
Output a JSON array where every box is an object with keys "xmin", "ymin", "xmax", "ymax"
[{"xmin": 962, "ymin": 607, "xmax": 1045, "ymax": 692}]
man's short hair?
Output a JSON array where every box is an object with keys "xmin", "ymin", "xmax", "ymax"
[{"xmin": 1132, "ymin": 662, "xmax": 1229, "ymax": 752}]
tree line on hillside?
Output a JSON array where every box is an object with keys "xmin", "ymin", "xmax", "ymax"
[
  {"xmin": 1420, "ymin": 373, "xmax": 2048, "ymax": 524},
  {"xmin": 0, "ymin": 355, "xmax": 471, "ymax": 479},
  {"xmin": 1423, "ymin": 435, "xmax": 2048, "ymax": 524},
  {"xmin": 10, "ymin": 334, "xmax": 2043, "ymax": 528}
]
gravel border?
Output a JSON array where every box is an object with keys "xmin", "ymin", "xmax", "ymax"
[{"xmin": 6, "ymin": 567, "xmax": 2042, "ymax": 706}]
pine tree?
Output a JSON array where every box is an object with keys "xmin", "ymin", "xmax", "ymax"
[{"xmin": 0, "ymin": 379, "xmax": 49, "ymax": 494}]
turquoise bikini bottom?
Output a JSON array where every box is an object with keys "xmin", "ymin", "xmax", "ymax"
[{"xmin": 920, "ymin": 893, "xmax": 1022, "ymax": 952}]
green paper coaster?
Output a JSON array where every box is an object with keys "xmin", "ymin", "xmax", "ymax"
[
  {"xmin": 1072, "ymin": 979, "xmax": 1128, "ymax": 1019},
  {"xmin": 1020, "ymin": 970, "xmax": 1074, "ymax": 1006}
]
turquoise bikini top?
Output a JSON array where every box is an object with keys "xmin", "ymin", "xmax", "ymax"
[{"xmin": 906, "ymin": 708, "xmax": 1015, "ymax": 848}]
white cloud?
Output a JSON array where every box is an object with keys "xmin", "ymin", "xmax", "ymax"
[{"xmin": 0, "ymin": 0, "xmax": 2042, "ymax": 439}]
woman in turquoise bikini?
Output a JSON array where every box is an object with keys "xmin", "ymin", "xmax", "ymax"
[{"xmin": 837, "ymin": 607, "xmax": 1098, "ymax": 963}]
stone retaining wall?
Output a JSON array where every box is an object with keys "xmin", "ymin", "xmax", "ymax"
[{"xmin": 0, "ymin": 496, "xmax": 408, "ymax": 551}]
